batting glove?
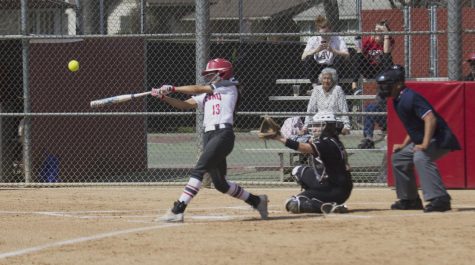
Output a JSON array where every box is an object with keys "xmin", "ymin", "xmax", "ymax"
[
  {"xmin": 151, "ymin": 87, "xmax": 167, "ymax": 100},
  {"xmin": 160, "ymin": 85, "xmax": 176, "ymax": 95},
  {"xmin": 151, "ymin": 88, "xmax": 161, "ymax": 97}
]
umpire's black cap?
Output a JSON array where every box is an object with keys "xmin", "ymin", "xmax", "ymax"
[{"xmin": 376, "ymin": 65, "xmax": 405, "ymax": 84}]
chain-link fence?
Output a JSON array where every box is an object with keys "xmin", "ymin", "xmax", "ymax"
[{"xmin": 0, "ymin": 0, "xmax": 473, "ymax": 187}]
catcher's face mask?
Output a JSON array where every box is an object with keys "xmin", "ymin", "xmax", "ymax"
[
  {"xmin": 310, "ymin": 121, "xmax": 342, "ymax": 138},
  {"xmin": 309, "ymin": 122, "xmax": 326, "ymax": 138}
]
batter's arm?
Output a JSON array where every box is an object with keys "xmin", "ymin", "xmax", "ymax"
[{"xmin": 175, "ymin": 85, "xmax": 213, "ymax": 95}]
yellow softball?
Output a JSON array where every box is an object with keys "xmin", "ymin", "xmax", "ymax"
[{"xmin": 68, "ymin": 60, "xmax": 80, "ymax": 72}]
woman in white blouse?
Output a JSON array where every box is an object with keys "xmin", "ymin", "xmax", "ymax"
[{"xmin": 303, "ymin": 67, "xmax": 351, "ymax": 135}]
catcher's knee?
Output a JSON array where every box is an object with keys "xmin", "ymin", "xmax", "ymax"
[
  {"xmin": 285, "ymin": 196, "xmax": 302, "ymax": 213},
  {"xmin": 284, "ymin": 195, "xmax": 323, "ymax": 214}
]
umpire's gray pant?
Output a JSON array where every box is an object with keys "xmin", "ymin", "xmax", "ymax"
[{"xmin": 391, "ymin": 140, "xmax": 450, "ymax": 201}]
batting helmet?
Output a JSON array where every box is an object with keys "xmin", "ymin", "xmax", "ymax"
[
  {"xmin": 466, "ymin": 52, "xmax": 475, "ymax": 63},
  {"xmin": 202, "ymin": 58, "xmax": 234, "ymax": 80}
]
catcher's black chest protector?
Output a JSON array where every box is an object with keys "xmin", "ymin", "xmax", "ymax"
[
  {"xmin": 308, "ymin": 155, "xmax": 326, "ymax": 182},
  {"xmin": 311, "ymin": 137, "xmax": 351, "ymax": 187}
]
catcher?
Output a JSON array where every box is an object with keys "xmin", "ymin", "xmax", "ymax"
[{"xmin": 259, "ymin": 112, "xmax": 353, "ymax": 214}]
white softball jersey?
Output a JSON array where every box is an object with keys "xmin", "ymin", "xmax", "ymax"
[{"xmin": 192, "ymin": 80, "xmax": 238, "ymax": 129}]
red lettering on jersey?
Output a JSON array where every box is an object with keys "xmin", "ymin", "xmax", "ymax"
[
  {"xmin": 205, "ymin": 93, "xmax": 222, "ymax": 102},
  {"xmin": 212, "ymin": 104, "xmax": 221, "ymax": 115}
]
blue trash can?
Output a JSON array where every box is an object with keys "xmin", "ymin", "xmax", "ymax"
[{"xmin": 40, "ymin": 154, "xmax": 60, "ymax": 182}]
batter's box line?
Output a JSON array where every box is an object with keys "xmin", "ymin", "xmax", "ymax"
[{"xmin": 0, "ymin": 223, "xmax": 183, "ymax": 260}]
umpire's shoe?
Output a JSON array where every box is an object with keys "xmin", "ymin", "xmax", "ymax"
[
  {"xmin": 390, "ymin": 198, "xmax": 423, "ymax": 210},
  {"xmin": 424, "ymin": 195, "xmax": 451, "ymax": 213},
  {"xmin": 158, "ymin": 200, "xmax": 187, "ymax": 222},
  {"xmin": 255, "ymin": 195, "xmax": 269, "ymax": 220}
]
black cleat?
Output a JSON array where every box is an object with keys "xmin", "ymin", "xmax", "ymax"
[
  {"xmin": 391, "ymin": 198, "xmax": 423, "ymax": 210},
  {"xmin": 424, "ymin": 196, "xmax": 451, "ymax": 212}
]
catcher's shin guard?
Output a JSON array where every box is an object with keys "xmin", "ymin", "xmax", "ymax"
[{"xmin": 285, "ymin": 195, "xmax": 323, "ymax": 213}]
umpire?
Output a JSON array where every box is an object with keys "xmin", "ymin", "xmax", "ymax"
[{"xmin": 377, "ymin": 65, "xmax": 461, "ymax": 212}]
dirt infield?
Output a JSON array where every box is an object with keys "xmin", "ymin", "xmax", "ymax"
[{"xmin": 1, "ymin": 187, "xmax": 474, "ymax": 265}]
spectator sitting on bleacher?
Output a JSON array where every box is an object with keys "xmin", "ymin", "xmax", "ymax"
[
  {"xmin": 303, "ymin": 68, "xmax": 351, "ymax": 135},
  {"xmin": 354, "ymin": 20, "xmax": 395, "ymax": 149},
  {"xmin": 353, "ymin": 20, "xmax": 394, "ymax": 85},
  {"xmin": 301, "ymin": 15, "xmax": 349, "ymax": 87},
  {"xmin": 464, "ymin": 52, "xmax": 475, "ymax": 81}
]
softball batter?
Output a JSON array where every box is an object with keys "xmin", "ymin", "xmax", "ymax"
[{"xmin": 151, "ymin": 58, "xmax": 268, "ymax": 222}]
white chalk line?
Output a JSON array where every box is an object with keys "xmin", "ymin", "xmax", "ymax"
[{"xmin": 0, "ymin": 223, "xmax": 182, "ymax": 260}]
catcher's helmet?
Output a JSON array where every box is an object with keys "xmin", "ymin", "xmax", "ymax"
[
  {"xmin": 310, "ymin": 111, "xmax": 343, "ymax": 136},
  {"xmin": 312, "ymin": 111, "xmax": 337, "ymax": 123},
  {"xmin": 202, "ymin": 58, "xmax": 234, "ymax": 80}
]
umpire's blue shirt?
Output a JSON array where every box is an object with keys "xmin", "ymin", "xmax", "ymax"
[{"xmin": 393, "ymin": 88, "xmax": 461, "ymax": 151}]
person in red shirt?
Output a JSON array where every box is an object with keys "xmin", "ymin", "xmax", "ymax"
[
  {"xmin": 354, "ymin": 20, "xmax": 395, "ymax": 81},
  {"xmin": 354, "ymin": 20, "xmax": 395, "ymax": 149}
]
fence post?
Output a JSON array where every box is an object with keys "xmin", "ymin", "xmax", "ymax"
[
  {"xmin": 356, "ymin": 0, "xmax": 362, "ymax": 32},
  {"xmin": 195, "ymin": 0, "xmax": 209, "ymax": 158},
  {"xmin": 403, "ymin": 5, "xmax": 412, "ymax": 78},
  {"xmin": 447, "ymin": 0, "xmax": 462, "ymax": 80},
  {"xmin": 429, "ymin": 5, "xmax": 438, "ymax": 77},
  {"xmin": 74, "ymin": 0, "xmax": 84, "ymax": 34},
  {"xmin": 140, "ymin": 0, "xmax": 147, "ymax": 33},
  {"xmin": 239, "ymin": 0, "xmax": 243, "ymax": 42},
  {"xmin": 99, "ymin": 0, "xmax": 105, "ymax": 34},
  {"xmin": 20, "ymin": 0, "xmax": 32, "ymax": 183}
]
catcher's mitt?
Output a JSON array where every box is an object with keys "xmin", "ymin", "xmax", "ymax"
[{"xmin": 258, "ymin": 116, "xmax": 281, "ymax": 139}]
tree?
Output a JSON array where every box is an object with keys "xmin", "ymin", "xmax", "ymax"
[{"xmin": 323, "ymin": 0, "xmax": 341, "ymax": 31}]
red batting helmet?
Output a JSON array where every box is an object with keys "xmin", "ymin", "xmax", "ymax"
[
  {"xmin": 202, "ymin": 58, "xmax": 234, "ymax": 80},
  {"xmin": 466, "ymin": 52, "xmax": 475, "ymax": 63}
]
